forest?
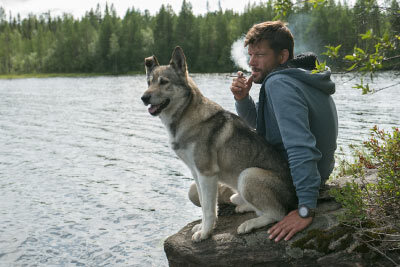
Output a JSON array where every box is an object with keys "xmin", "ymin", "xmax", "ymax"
[{"xmin": 0, "ymin": 0, "xmax": 399, "ymax": 75}]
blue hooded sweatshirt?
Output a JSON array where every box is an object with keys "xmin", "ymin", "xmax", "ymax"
[{"xmin": 235, "ymin": 59, "xmax": 338, "ymax": 209}]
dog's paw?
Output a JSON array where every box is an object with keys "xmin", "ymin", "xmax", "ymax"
[
  {"xmin": 191, "ymin": 230, "xmax": 210, "ymax": 242},
  {"xmin": 237, "ymin": 216, "xmax": 275, "ymax": 234},
  {"xmin": 191, "ymin": 223, "xmax": 202, "ymax": 233},
  {"xmin": 237, "ymin": 220, "xmax": 255, "ymax": 234},
  {"xmin": 235, "ymin": 203, "xmax": 253, "ymax": 213}
]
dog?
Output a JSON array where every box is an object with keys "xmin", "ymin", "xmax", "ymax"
[{"xmin": 141, "ymin": 46, "xmax": 297, "ymax": 242}]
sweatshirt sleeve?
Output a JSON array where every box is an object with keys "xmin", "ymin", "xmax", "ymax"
[
  {"xmin": 266, "ymin": 76, "xmax": 322, "ymax": 209},
  {"xmin": 234, "ymin": 94, "xmax": 257, "ymax": 129}
]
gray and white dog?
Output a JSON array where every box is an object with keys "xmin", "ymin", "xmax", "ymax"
[{"xmin": 141, "ymin": 46, "xmax": 297, "ymax": 242}]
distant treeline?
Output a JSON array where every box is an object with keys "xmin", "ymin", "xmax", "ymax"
[{"xmin": 0, "ymin": 0, "xmax": 399, "ymax": 74}]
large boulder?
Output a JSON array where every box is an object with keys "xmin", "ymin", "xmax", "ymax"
[{"xmin": 164, "ymin": 185, "xmax": 396, "ymax": 266}]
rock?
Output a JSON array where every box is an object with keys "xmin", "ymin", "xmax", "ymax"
[
  {"xmin": 164, "ymin": 185, "xmax": 397, "ymax": 266},
  {"xmin": 164, "ymin": 205, "xmax": 340, "ymax": 266}
]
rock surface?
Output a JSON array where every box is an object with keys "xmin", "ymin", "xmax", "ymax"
[{"xmin": 164, "ymin": 185, "xmax": 396, "ymax": 266}]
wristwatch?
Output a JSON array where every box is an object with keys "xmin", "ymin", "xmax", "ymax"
[{"xmin": 298, "ymin": 204, "xmax": 315, "ymax": 218}]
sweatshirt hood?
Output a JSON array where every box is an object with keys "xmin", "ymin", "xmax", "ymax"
[{"xmin": 266, "ymin": 52, "xmax": 336, "ymax": 95}]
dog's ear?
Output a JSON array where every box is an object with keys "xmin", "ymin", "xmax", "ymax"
[
  {"xmin": 170, "ymin": 46, "xmax": 187, "ymax": 74},
  {"xmin": 145, "ymin": 56, "xmax": 159, "ymax": 85}
]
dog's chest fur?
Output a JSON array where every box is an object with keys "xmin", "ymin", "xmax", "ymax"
[
  {"xmin": 161, "ymin": 98, "xmax": 224, "ymax": 177},
  {"xmin": 158, "ymin": 111, "xmax": 195, "ymax": 165}
]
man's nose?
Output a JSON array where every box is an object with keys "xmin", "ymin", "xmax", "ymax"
[
  {"xmin": 141, "ymin": 94, "xmax": 151, "ymax": 105},
  {"xmin": 249, "ymin": 55, "xmax": 256, "ymax": 66}
]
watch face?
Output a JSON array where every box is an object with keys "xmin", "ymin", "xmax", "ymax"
[{"xmin": 299, "ymin": 206, "xmax": 308, "ymax": 217}]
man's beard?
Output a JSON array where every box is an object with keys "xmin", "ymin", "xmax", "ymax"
[
  {"xmin": 252, "ymin": 68, "xmax": 272, "ymax": 84},
  {"xmin": 252, "ymin": 61, "xmax": 281, "ymax": 84}
]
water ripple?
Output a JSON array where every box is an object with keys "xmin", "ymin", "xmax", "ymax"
[{"xmin": 0, "ymin": 73, "xmax": 399, "ymax": 266}]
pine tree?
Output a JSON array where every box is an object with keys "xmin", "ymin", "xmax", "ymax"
[
  {"xmin": 153, "ymin": 5, "xmax": 176, "ymax": 64},
  {"xmin": 175, "ymin": 0, "xmax": 198, "ymax": 68}
]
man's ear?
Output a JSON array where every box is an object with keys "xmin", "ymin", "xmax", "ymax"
[
  {"xmin": 279, "ymin": 49, "xmax": 290, "ymax": 65},
  {"xmin": 169, "ymin": 46, "xmax": 187, "ymax": 74},
  {"xmin": 145, "ymin": 55, "xmax": 159, "ymax": 85}
]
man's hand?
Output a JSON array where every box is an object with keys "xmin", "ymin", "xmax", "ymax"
[
  {"xmin": 268, "ymin": 209, "xmax": 313, "ymax": 242},
  {"xmin": 230, "ymin": 71, "xmax": 253, "ymax": 101}
]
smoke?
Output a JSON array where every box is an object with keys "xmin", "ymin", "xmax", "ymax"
[
  {"xmin": 287, "ymin": 13, "xmax": 320, "ymax": 55},
  {"xmin": 230, "ymin": 36, "xmax": 251, "ymax": 72}
]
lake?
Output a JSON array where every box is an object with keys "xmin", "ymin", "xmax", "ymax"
[{"xmin": 0, "ymin": 72, "xmax": 399, "ymax": 266}]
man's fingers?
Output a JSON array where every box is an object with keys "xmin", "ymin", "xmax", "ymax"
[
  {"xmin": 230, "ymin": 85, "xmax": 247, "ymax": 101},
  {"xmin": 230, "ymin": 73, "xmax": 251, "ymax": 101},
  {"xmin": 230, "ymin": 85, "xmax": 243, "ymax": 93},
  {"xmin": 268, "ymin": 220, "xmax": 284, "ymax": 234},
  {"xmin": 274, "ymin": 228, "xmax": 289, "ymax": 242},
  {"xmin": 267, "ymin": 225, "xmax": 277, "ymax": 237},
  {"xmin": 267, "ymin": 210, "xmax": 313, "ymax": 242},
  {"xmin": 246, "ymin": 75, "xmax": 254, "ymax": 87},
  {"xmin": 268, "ymin": 225, "xmax": 299, "ymax": 242},
  {"xmin": 284, "ymin": 229, "xmax": 298, "ymax": 241},
  {"xmin": 268, "ymin": 223, "xmax": 284, "ymax": 239},
  {"xmin": 232, "ymin": 78, "xmax": 247, "ymax": 88}
]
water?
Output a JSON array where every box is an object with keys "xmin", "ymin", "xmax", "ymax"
[{"xmin": 0, "ymin": 73, "xmax": 399, "ymax": 266}]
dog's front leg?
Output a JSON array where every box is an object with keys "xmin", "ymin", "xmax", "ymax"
[{"xmin": 192, "ymin": 174, "xmax": 218, "ymax": 242}]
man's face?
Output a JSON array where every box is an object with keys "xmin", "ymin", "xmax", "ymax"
[{"xmin": 248, "ymin": 40, "xmax": 281, "ymax": 84}]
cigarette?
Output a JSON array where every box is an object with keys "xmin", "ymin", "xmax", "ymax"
[
  {"xmin": 228, "ymin": 75, "xmax": 253, "ymax": 79},
  {"xmin": 228, "ymin": 74, "xmax": 247, "ymax": 77}
]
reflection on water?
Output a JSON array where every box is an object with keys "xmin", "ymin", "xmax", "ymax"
[{"xmin": 0, "ymin": 73, "xmax": 399, "ymax": 266}]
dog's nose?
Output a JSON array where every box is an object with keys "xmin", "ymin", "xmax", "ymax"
[{"xmin": 141, "ymin": 94, "xmax": 151, "ymax": 105}]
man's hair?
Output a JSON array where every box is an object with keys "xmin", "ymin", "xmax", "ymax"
[{"xmin": 245, "ymin": 21, "xmax": 294, "ymax": 60}]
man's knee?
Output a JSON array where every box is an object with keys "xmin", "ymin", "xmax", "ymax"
[
  {"xmin": 188, "ymin": 182, "xmax": 201, "ymax": 207},
  {"xmin": 218, "ymin": 183, "xmax": 235, "ymax": 204},
  {"xmin": 188, "ymin": 182, "xmax": 235, "ymax": 207}
]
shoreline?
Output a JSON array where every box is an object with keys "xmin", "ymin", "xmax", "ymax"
[
  {"xmin": 0, "ymin": 72, "xmax": 144, "ymax": 79},
  {"xmin": 1, "ymin": 69, "xmax": 397, "ymax": 80}
]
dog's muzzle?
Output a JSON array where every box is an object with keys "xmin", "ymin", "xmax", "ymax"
[
  {"xmin": 141, "ymin": 94, "xmax": 170, "ymax": 116},
  {"xmin": 141, "ymin": 94, "xmax": 151, "ymax": 105}
]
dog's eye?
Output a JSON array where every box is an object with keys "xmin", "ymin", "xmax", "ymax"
[{"xmin": 159, "ymin": 77, "xmax": 169, "ymax": 85}]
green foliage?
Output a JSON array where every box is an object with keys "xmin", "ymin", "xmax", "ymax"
[
  {"xmin": 352, "ymin": 77, "xmax": 371, "ymax": 94},
  {"xmin": 311, "ymin": 59, "xmax": 327, "ymax": 73},
  {"xmin": 322, "ymin": 44, "xmax": 341, "ymax": 59},
  {"xmin": 307, "ymin": 0, "xmax": 327, "ymax": 9},
  {"xmin": 153, "ymin": 4, "xmax": 176, "ymax": 64},
  {"xmin": 0, "ymin": 0, "xmax": 398, "ymax": 76},
  {"xmin": 320, "ymin": 23, "xmax": 399, "ymax": 92},
  {"xmin": 330, "ymin": 126, "xmax": 400, "ymax": 253},
  {"xmin": 273, "ymin": 0, "xmax": 293, "ymax": 20},
  {"xmin": 343, "ymin": 30, "xmax": 396, "ymax": 74}
]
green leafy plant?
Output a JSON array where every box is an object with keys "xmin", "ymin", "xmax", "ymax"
[
  {"xmin": 343, "ymin": 31, "xmax": 394, "ymax": 74},
  {"xmin": 273, "ymin": 0, "xmax": 293, "ymax": 20},
  {"xmin": 330, "ymin": 126, "xmax": 400, "ymax": 262},
  {"xmin": 322, "ymin": 44, "xmax": 342, "ymax": 59},
  {"xmin": 352, "ymin": 78, "xmax": 371, "ymax": 94},
  {"xmin": 323, "ymin": 28, "xmax": 399, "ymax": 93},
  {"xmin": 311, "ymin": 59, "xmax": 328, "ymax": 74}
]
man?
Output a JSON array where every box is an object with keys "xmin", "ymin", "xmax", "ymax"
[{"xmin": 230, "ymin": 20, "xmax": 338, "ymax": 242}]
